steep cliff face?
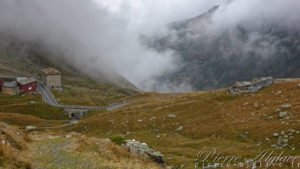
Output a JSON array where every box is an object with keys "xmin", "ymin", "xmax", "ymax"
[{"xmin": 148, "ymin": 5, "xmax": 300, "ymax": 91}]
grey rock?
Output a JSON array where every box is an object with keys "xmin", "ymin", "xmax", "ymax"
[
  {"xmin": 283, "ymin": 139, "xmax": 289, "ymax": 143},
  {"xmin": 281, "ymin": 104, "xmax": 291, "ymax": 109},
  {"xmin": 228, "ymin": 77, "xmax": 274, "ymax": 95},
  {"xmin": 240, "ymin": 132, "xmax": 249, "ymax": 138},
  {"xmin": 123, "ymin": 139, "xmax": 165, "ymax": 165},
  {"xmin": 48, "ymin": 135, "xmax": 55, "ymax": 139},
  {"xmin": 168, "ymin": 114, "xmax": 176, "ymax": 118},
  {"xmin": 279, "ymin": 112, "xmax": 288, "ymax": 118},
  {"xmin": 26, "ymin": 126, "xmax": 36, "ymax": 130},
  {"xmin": 176, "ymin": 126, "xmax": 184, "ymax": 131},
  {"xmin": 243, "ymin": 102, "xmax": 249, "ymax": 106},
  {"xmin": 29, "ymin": 101, "xmax": 36, "ymax": 104},
  {"xmin": 273, "ymin": 133, "xmax": 279, "ymax": 137},
  {"xmin": 68, "ymin": 120, "xmax": 79, "ymax": 125},
  {"xmin": 203, "ymin": 163, "xmax": 219, "ymax": 169}
]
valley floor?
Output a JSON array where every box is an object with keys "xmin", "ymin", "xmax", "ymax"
[{"xmin": 0, "ymin": 81, "xmax": 300, "ymax": 169}]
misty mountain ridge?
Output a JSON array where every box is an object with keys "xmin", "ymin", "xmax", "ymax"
[
  {"xmin": 146, "ymin": 4, "xmax": 300, "ymax": 91},
  {"xmin": 0, "ymin": 33, "xmax": 137, "ymax": 90}
]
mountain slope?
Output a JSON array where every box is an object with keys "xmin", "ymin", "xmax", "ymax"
[
  {"xmin": 0, "ymin": 33, "xmax": 137, "ymax": 90},
  {"xmin": 73, "ymin": 81, "xmax": 300, "ymax": 168},
  {"xmin": 147, "ymin": 5, "xmax": 300, "ymax": 91}
]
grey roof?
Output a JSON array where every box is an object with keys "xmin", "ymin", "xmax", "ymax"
[
  {"xmin": 3, "ymin": 81, "xmax": 17, "ymax": 88},
  {"xmin": 17, "ymin": 77, "xmax": 37, "ymax": 85}
]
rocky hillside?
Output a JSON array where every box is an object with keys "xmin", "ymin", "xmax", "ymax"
[{"xmin": 147, "ymin": 5, "xmax": 300, "ymax": 91}]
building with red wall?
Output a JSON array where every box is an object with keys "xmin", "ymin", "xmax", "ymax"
[
  {"xmin": 17, "ymin": 77, "xmax": 37, "ymax": 93},
  {"xmin": 0, "ymin": 79, "xmax": 3, "ymax": 92}
]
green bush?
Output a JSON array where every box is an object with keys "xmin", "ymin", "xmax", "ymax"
[{"xmin": 108, "ymin": 136, "xmax": 126, "ymax": 145}]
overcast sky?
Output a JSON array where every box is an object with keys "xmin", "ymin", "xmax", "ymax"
[{"xmin": 0, "ymin": 0, "xmax": 299, "ymax": 92}]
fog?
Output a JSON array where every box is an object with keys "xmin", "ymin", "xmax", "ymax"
[{"xmin": 0, "ymin": 0, "xmax": 299, "ymax": 92}]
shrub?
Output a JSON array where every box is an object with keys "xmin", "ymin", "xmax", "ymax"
[{"xmin": 108, "ymin": 136, "xmax": 126, "ymax": 145}]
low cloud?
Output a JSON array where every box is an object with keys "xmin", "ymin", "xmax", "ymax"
[{"xmin": 0, "ymin": 0, "xmax": 298, "ymax": 92}]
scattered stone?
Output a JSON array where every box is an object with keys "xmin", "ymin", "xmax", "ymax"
[
  {"xmin": 280, "ymin": 131, "xmax": 285, "ymax": 135},
  {"xmin": 265, "ymin": 138, "xmax": 270, "ymax": 141},
  {"xmin": 297, "ymin": 84, "xmax": 300, "ymax": 88},
  {"xmin": 283, "ymin": 139, "xmax": 288, "ymax": 143},
  {"xmin": 240, "ymin": 132, "xmax": 248, "ymax": 138},
  {"xmin": 48, "ymin": 135, "xmax": 55, "ymax": 139},
  {"xmin": 68, "ymin": 120, "xmax": 79, "ymax": 125},
  {"xmin": 25, "ymin": 126, "xmax": 37, "ymax": 130},
  {"xmin": 281, "ymin": 104, "xmax": 291, "ymax": 109},
  {"xmin": 288, "ymin": 129, "xmax": 295, "ymax": 133},
  {"xmin": 228, "ymin": 77, "xmax": 274, "ymax": 95},
  {"xmin": 273, "ymin": 133, "xmax": 279, "ymax": 137},
  {"xmin": 243, "ymin": 102, "xmax": 249, "ymax": 106},
  {"xmin": 176, "ymin": 126, "xmax": 184, "ymax": 131},
  {"xmin": 123, "ymin": 139, "xmax": 165, "ymax": 166},
  {"xmin": 275, "ymin": 108, "xmax": 281, "ymax": 112},
  {"xmin": 29, "ymin": 101, "xmax": 36, "ymax": 104},
  {"xmin": 168, "ymin": 114, "xmax": 176, "ymax": 118},
  {"xmin": 137, "ymin": 119, "xmax": 143, "ymax": 123},
  {"xmin": 279, "ymin": 112, "xmax": 288, "ymax": 118},
  {"xmin": 203, "ymin": 163, "xmax": 219, "ymax": 169}
]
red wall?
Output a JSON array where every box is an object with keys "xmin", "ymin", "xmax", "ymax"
[
  {"xmin": 18, "ymin": 82, "xmax": 37, "ymax": 93},
  {"xmin": 0, "ymin": 80, "xmax": 3, "ymax": 92}
]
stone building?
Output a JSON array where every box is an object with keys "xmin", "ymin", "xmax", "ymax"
[
  {"xmin": 2, "ymin": 81, "xmax": 19, "ymax": 95},
  {"xmin": 42, "ymin": 67, "xmax": 62, "ymax": 91}
]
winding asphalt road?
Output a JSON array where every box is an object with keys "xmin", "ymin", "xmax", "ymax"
[
  {"xmin": 37, "ymin": 81, "xmax": 127, "ymax": 111},
  {"xmin": 37, "ymin": 82, "xmax": 59, "ymax": 107}
]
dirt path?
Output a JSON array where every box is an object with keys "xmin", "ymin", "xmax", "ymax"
[{"xmin": 24, "ymin": 134, "xmax": 103, "ymax": 169}]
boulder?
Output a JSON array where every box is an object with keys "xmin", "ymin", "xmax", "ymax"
[
  {"xmin": 279, "ymin": 112, "xmax": 288, "ymax": 118},
  {"xmin": 249, "ymin": 77, "xmax": 274, "ymax": 92},
  {"xmin": 176, "ymin": 126, "xmax": 184, "ymax": 131},
  {"xmin": 168, "ymin": 114, "xmax": 176, "ymax": 118},
  {"xmin": 228, "ymin": 77, "xmax": 274, "ymax": 95},
  {"xmin": 25, "ymin": 126, "xmax": 36, "ymax": 130},
  {"xmin": 123, "ymin": 139, "xmax": 165, "ymax": 166},
  {"xmin": 281, "ymin": 104, "xmax": 291, "ymax": 109}
]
